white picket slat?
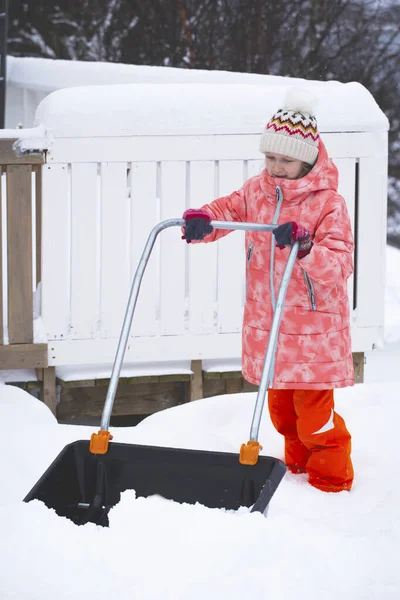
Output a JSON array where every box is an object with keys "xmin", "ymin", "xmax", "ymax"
[
  {"xmin": 41, "ymin": 164, "xmax": 71, "ymax": 340},
  {"xmin": 335, "ymin": 158, "xmax": 356, "ymax": 236},
  {"xmin": 335, "ymin": 158, "xmax": 356, "ymax": 314},
  {"xmin": 70, "ymin": 163, "xmax": 98, "ymax": 339},
  {"xmin": 187, "ymin": 161, "xmax": 217, "ymax": 335},
  {"xmin": 159, "ymin": 162, "xmax": 186, "ymax": 335},
  {"xmin": 100, "ymin": 162, "xmax": 130, "ymax": 338},
  {"xmin": 216, "ymin": 160, "xmax": 246, "ymax": 333},
  {"xmin": 356, "ymin": 155, "xmax": 387, "ymax": 330},
  {"xmin": 129, "ymin": 162, "xmax": 159, "ymax": 337}
]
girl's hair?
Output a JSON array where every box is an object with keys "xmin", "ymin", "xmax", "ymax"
[{"xmin": 296, "ymin": 161, "xmax": 314, "ymax": 179}]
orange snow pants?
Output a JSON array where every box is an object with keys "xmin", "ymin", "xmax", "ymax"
[{"xmin": 268, "ymin": 389, "xmax": 353, "ymax": 492}]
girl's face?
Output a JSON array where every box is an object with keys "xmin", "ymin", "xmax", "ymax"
[{"xmin": 265, "ymin": 153, "xmax": 305, "ymax": 179}]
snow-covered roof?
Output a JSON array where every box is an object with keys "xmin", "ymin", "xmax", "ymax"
[
  {"xmin": 6, "ymin": 55, "xmax": 294, "ymax": 91},
  {"xmin": 34, "ymin": 81, "xmax": 388, "ymax": 138}
]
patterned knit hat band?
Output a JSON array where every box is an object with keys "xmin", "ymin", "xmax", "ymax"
[{"xmin": 259, "ymin": 107, "xmax": 319, "ymax": 165}]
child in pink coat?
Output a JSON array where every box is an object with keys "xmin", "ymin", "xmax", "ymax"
[{"xmin": 182, "ymin": 89, "xmax": 354, "ymax": 493}]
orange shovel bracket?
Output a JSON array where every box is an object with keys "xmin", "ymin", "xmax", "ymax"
[
  {"xmin": 239, "ymin": 440, "xmax": 263, "ymax": 465},
  {"xmin": 90, "ymin": 430, "xmax": 113, "ymax": 455}
]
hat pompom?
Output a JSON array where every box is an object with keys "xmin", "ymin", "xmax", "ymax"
[{"xmin": 283, "ymin": 87, "xmax": 318, "ymax": 117}]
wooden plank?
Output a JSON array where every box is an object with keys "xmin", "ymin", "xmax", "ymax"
[
  {"xmin": 159, "ymin": 161, "xmax": 186, "ymax": 335},
  {"xmin": 123, "ymin": 376, "xmax": 159, "ymax": 385},
  {"xmin": 94, "ymin": 376, "xmax": 159, "ymax": 386},
  {"xmin": 7, "ymin": 165, "xmax": 33, "ymax": 343},
  {"xmin": 243, "ymin": 379, "xmax": 258, "ymax": 393},
  {"xmin": 41, "ymin": 366, "xmax": 57, "ymax": 416},
  {"xmin": 221, "ymin": 371, "xmax": 243, "ymax": 379},
  {"xmin": 34, "ymin": 166, "xmax": 42, "ymax": 286},
  {"xmin": 204, "ymin": 370, "xmax": 244, "ymax": 380},
  {"xmin": 129, "ymin": 162, "xmax": 158, "ymax": 337},
  {"xmin": 88, "ymin": 374, "xmax": 192, "ymax": 385},
  {"xmin": 204, "ymin": 371, "xmax": 222, "ymax": 380},
  {"xmin": 190, "ymin": 359, "xmax": 203, "ymax": 401},
  {"xmin": 187, "ymin": 161, "xmax": 217, "ymax": 335},
  {"xmin": 0, "ymin": 139, "xmax": 45, "ymax": 165},
  {"xmin": 58, "ymin": 380, "xmax": 186, "ymax": 420},
  {"xmin": 70, "ymin": 163, "xmax": 98, "ymax": 339},
  {"xmin": 41, "ymin": 164, "xmax": 70, "ymax": 340},
  {"xmin": 0, "ymin": 169, "xmax": 3, "ymax": 344},
  {"xmin": 216, "ymin": 160, "xmax": 245, "ymax": 333},
  {"xmin": 100, "ymin": 162, "xmax": 130, "ymax": 339},
  {"xmin": 226, "ymin": 378, "xmax": 243, "ymax": 394},
  {"xmin": 157, "ymin": 374, "xmax": 191, "ymax": 382},
  {"xmin": 58, "ymin": 378, "xmax": 96, "ymax": 389},
  {"xmin": 203, "ymin": 377, "xmax": 226, "ymax": 398},
  {"xmin": 0, "ymin": 343, "xmax": 48, "ymax": 369}
]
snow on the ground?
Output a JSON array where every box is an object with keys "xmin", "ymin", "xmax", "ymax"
[
  {"xmin": 1, "ymin": 248, "xmax": 399, "ymax": 599},
  {"xmin": 1, "ymin": 378, "xmax": 400, "ymax": 599}
]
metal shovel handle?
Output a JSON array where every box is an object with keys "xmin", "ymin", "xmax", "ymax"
[{"xmin": 98, "ymin": 219, "xmax": 298, "ymax": 442}]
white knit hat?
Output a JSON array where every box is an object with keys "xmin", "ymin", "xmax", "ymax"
[{"xmin": 259, "ymin": 88, "xmax": 319, "ymax": 165}]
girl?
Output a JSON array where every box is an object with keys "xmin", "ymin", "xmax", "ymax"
[{"xmin": 182, "ymin": 89, "xmax": 354, "ymax": 493}]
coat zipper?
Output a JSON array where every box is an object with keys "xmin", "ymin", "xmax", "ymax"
[
  {"xmin": 247, "ymin": 242, "xmax": 254, "ymax": 262},
  {"xmin": 270, "ymin": 186, "xmax": 283, "ymax": 312},
  {"xmin": 246, "ymin": 242, "xmax": 254, "ymax": 296},
  {"xmin": 303, "ymin": 270, "xmax": 316, "ymax": 310}
]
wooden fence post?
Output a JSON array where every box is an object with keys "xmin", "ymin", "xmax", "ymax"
[
  {"xmin": 0, "ymin": 140, "xmax": 56, "ymax": 415},
  {"xmin": 352, "ymin": 352, "xmax": 365, "ymax": 384},
  {"xmin": 7, "ymin": 164, "xmax": 33, "ymax": 343},
  {"xmin": 41, "ymin": 366, "xmax": 57, "ymax": 416},
  {"xmin": 190, "ymin": 359, "xmax": 203, "ymax": 401}
]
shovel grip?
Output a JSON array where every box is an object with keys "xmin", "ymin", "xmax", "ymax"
[
  {"xmin": 90, "ymin": 430, "xmax": 113, "ymax": 455},
  {"xmin": 239, "ymin": 440, "xmax": 263, "ymax": 465}
]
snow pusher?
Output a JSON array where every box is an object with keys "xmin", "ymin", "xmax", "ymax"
[{"xmin": 25, "ymin": 219, "xmax": 299, "ymax": 526}]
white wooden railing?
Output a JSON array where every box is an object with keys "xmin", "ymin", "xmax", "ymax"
[{"xmin": 40, "ymin": 130, "xmax": 387, "ymax": 370}]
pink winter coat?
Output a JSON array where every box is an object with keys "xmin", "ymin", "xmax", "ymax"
[{"xmin": 200, "ymin": 140, "xmax": 355, "ymax": 390}]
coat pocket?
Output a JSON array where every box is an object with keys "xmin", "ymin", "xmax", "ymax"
[{"xmin": 303, "ymin": 270, "xmax": 316, "ymax": 310}]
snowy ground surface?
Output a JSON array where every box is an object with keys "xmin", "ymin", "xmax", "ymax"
[{"xmin": 1, "ymin": 245, "xmax": 400, "ymax": 600}]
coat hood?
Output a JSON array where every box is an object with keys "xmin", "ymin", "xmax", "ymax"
[{"xmin": 259, "ymin": 140, "xmax": 339, "ymax": 204}]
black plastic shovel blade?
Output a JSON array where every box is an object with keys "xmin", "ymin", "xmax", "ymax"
[{"xmin": 24, "ymin": 441, "xmax": 286, "ymax": 526}]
